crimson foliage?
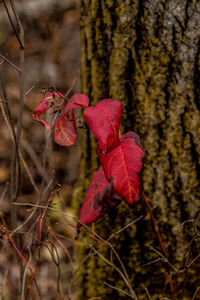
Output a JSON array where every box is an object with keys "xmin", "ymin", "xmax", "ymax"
[
  {"xmin": 77, "ymin": 166, "xmax": 121, "ymax": 229},
  {"xmin": 32, "ymin": 92, "xmax": 89, "ymax": 146},
  {"xmin": 33, "ymin": 92, "xmax": 145, "ymax": 227},
  {"xmin": 84, "ymin": 99, "xmax": 122, "ymax": 152}
]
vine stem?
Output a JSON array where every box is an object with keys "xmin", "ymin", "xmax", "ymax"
[
  {"xmin": 0, "ymin": 217, "xmax": 42, "ymax": 299},
  {"xmin": 191, "ymin": 287, "xmax": 200, "ymax": 300},
  {"xmin": 141, "ymin": 190, "xmax": 177, "ymax": 300}
]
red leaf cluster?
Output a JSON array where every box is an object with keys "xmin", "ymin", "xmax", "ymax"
[
  {"xmin": 32, "ymin": 92, "xmax": 145, "ymax": 228},
  {"xmin": 99, "ymin": 132, "xmax": 145, "ymax": 205},
  {"xmin": 79, "ymin": 99, "xmax": 145, "ymax": 227},
  {"xmin": 32, "ymin": 91, "xmax": 89, "ymax": 146}
]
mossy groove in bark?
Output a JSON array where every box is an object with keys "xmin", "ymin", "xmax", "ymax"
[{"xmin": 75, "ymin": 0, "xmax": 200, "ymax": 299}]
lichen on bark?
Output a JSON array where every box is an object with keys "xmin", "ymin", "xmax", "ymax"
[{"xmin": 74, "ymin": 0, "xmax": 200, "ymax": 299}]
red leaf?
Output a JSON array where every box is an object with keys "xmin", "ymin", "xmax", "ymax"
[
  {"xmin": 78, "ymin": 166, "xmax": 121, "ymax": 228},
  {"xmin": 70, "ymin": 93, "xmax": 89, "ymax": 107},
  {"xmin": 84, "ymin": 99, "xmax": 122, "ymax": 152},
  {"xmin": 65, "ymin": 102, "xmax": 82, "ymax": 111},
  {"xmin": 32, "ymin": 92, "xmax": 88, "ymax": 146},
  {"xmin": 99, "ymin": 131, "xmax": 145, "ymax": 205},
  {"xmin": 32, "ymin": 92, "xmax": 52, "ymax": 130},
  {"xmin": 54, "ymin": 111, "xmax": 77, "ymax": 146},
  {"xmin": 32, "ymin": 91, "xmax": 66, "ymax": 130},
  {"xmin": 65, "ymin": 94, "xmax": 89, "ymax": 111}
]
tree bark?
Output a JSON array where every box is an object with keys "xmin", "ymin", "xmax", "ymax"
[{"xmin": 75, "ymin": 0, "xmax": 200, "ymax": 299}]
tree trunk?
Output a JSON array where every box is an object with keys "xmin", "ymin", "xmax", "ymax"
[{"xmin": 75, "ymin": 0, "xmax": 200, "ymax": 299}]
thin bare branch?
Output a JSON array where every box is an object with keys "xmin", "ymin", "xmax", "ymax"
[
  {"xmin": 46, "ymin": 223, "xmax": 74, "ymax": 273},
  {"xmin": 24, "ymin": 85, "xmax": 36, "ymax": 96},
  {"xmin": 0, "ymin": 69, "xmax": 21, "ymax": 233},
  {"xmin": 2, "ymin": 0, "xmax": 24, "ymax": 49},
  {"xmin": 4, "ymin": 0, "xmax": 24, "ymax": 239},
  {"xmin": 187, "ymin": 253, "xmax": 200, "ymax": 268},
  {"xmin": 67, "ymin": 250, "xmax": 94, "ymax": 299},
  {"xmin": 64, "ymin": 76, "xmax": 76, "ymax": 97},
  {"xmin": 142, "ymin": 257, "xmax": 164, "ymax": 267},
  {"xmin": 0, "ymin": 95, "xmax": 39, "ymax": 194},
  {"xmin": 20, "ymin": 152, "xmax": 40, "ymax": 194},
  {"xmin": 9, "ymin": 0, "xmax": 25, "ymax": 143},
  {"xmin": 83, "ymin": 240, "xmax": 138, "ymax": 300},
  {"xmin": 21, "ymin": 139, "xmax": 47, "ymax": 178},
  {"xmin": 10, "ymin": 0, "xmax": 24, "ymax": 41},
  {"xmin": 12, "ymin": 202, "xmax": 77, "ymax": 219},
  {"xmin": 104, "ymin": 282, "xmax": 134, "ymax": 298},
  {"xmin": 0, "ymin": 182, "xmax": 9, "ymax": 205},
  {"xmin": 143, "ymin": 287, "xmax": 151, "ymax": 299},
  {"xmin": 107, "ymin": 215, "xmax": 143, "ymax": 242},
  {"xmin": 177, "ymin": 219, "xmax": 194, "ymax": 228},
  {"xmin": 146, "ymin": 245, "xmax": 180, "ymax": 273},
  {"xmin": 45, "ymin": 241, "xmax": 63, "ymax": 295},
  {"xmin": 0, "ymin": 265, "xmax": 8, "ymax": 298},
  {"xmin": 0, "ymin": 54, "xmax": 21, "ymax": 72}
]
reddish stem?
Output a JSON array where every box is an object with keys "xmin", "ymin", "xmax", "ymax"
[
  {"xmin": 24, "ymin": 191, "xmax": 55, "ymax": 299},
  {"xmin": 191, "ymin": 287, "xmax": 200, "ymax": 300},
  {"xmin": 141, "ymin": 190, "xmax": 176, "ymax": 300},
  {"xmin": 21, "ymin": 215, "xmax": 40, "ymax": 253},
  {"xmin": 0, "ymin": 217, "xmax": 42, "ymax": 299}
]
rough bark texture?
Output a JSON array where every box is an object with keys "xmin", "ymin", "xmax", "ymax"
[{"xmin": 74, "ymin": 0, "xmax": 200, "ymax": 299}]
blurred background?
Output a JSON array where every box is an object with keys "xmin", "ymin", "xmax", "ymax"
[{"xmin": 0, "ymin": 0, "xmax": 82, "ymax": 299}]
